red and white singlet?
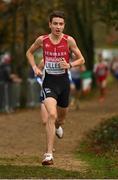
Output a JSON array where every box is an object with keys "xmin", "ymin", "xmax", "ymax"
[{"xmin": 43, "ymin": 34, "xmax": 70, "ymax": 75}]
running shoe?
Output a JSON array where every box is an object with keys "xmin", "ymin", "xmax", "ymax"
[
  {"xmin": 42, "ymin": 153, "xmax": 54, "ymax": 165},
  {"xmin": 56, "ymin": 126, "xmax": 63, "ymax": 139}
]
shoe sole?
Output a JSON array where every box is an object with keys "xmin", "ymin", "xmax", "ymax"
[{"xmin": 42, "ymin": 159, "xmax": 53, "ymax": 166}]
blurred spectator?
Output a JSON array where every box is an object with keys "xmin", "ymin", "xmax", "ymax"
[
  {"xmin": 110, "ymin": 56, "xmax": 118, "ymax": 80},
  {"xmin": 80, "ymin": 65, "xmax": 92, "ymax": 95},
  {"xmin": 93, "ymin": 53, "xmax": 109, "ymax": 102},
  {"xmin": 27, "ymin": 66, "xmax": 41, "ymax": 107},
  {"xmin": 0, "ymin": 51, "xmax": 22, "ymax": 112},
  {"xmin": 69, "ymin": 53, "xmax": 82, "ymax": 110},
  {"xmin": 70, "ymin": 66, "xmax": 81, "ymax": 110}
]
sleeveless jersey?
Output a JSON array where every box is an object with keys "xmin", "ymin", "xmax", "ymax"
[
  {"xmin": 96, "ymin": 63, "xmax": 108, "ymax": 77},
  {"xmin": 43, "ymin": 34, "xmax": 70, "ymax": 75}
]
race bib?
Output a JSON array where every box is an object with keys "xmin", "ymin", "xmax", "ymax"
[{"xmin": 45, "ymin": 61, "xmax": 65, "ymax": 75}]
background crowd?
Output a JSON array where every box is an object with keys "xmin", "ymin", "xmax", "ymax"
[{"xmin": 0, "ymin": 49, "xmax": 118, "ymax": 113}]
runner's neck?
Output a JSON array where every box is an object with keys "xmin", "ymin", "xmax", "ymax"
[{"xmin": 49, "ymin": 33, "xmax": 63, "ymax": 45}]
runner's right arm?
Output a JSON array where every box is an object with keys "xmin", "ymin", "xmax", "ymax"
[
  {"xmin": 26, "ymin": 36, "xmax": 43, "ymax": 76},
  {"xmin": 38, "ymin": 58, "xmax": 44, "ymax": 71}
]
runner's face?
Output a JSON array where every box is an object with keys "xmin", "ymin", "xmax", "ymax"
[{"xmin": 49, "ymin": 17, "xmax": 65, "ymax": 36}]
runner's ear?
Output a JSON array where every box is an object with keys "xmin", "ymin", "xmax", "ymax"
[{"xmin": 49, "ymin": 22, "xmax": 51, "ymax": 29}]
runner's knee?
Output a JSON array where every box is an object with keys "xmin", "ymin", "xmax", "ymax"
[{"xmin": 48, "ymin": 112, "xmax": 57, "ymax": 122}]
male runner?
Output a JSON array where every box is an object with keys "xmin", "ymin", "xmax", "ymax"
[
  {"xmin": 26, "ymin": 10, "xmax": 85, "ymax": 165},
  {"xmin": 94, "ymin": 53, "xmax": 109, "ymax": 102}
]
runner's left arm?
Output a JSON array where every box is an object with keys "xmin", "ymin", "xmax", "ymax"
[
  {"xmin": 59, "ymin": 36, "xmax": 85, "ymax": 70},
  {"xmin": 68, "ymin": 36, "xmax": 85, "ymax": 67}
]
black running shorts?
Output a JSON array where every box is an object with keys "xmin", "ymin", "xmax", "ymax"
[{"xmin": 40, "ymin": 72, "xmax": 70, "ymax": 108}]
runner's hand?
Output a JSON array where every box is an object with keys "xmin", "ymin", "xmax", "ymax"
[
  {"xmin": 32, "ymin": 65, "xmax": 42, "ymax": 76},
  {"xmin": 59, "ymin": 58, "xmax": 70, "ymax": 69}
]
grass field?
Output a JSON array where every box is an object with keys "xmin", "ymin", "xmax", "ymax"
[
  {"xmin": 76, "ymin": 115, "xmax": 118, "ymax": 179},
  {"xmin": 0, "ymin": 165, "xmax": 82, "ymax": 179}
]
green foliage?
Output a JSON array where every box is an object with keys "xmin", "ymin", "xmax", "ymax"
[
  {"xmin": 0, "ymin": 165, "xmax": 81, "ymax": 179},
  {"xmin": 94, "ymin": 0, "xmax": 118, "ymax": 27},
  {"xmin": 78, "ymin": 116, "xmax": 118, "ymax": 155},
  {"xmin": 75, "ymin": 115, "xmax": 118, "ymax": 178},
  {"xmin": 76, "ymin": 151, "xmax": 118, "ymax": 179}
]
